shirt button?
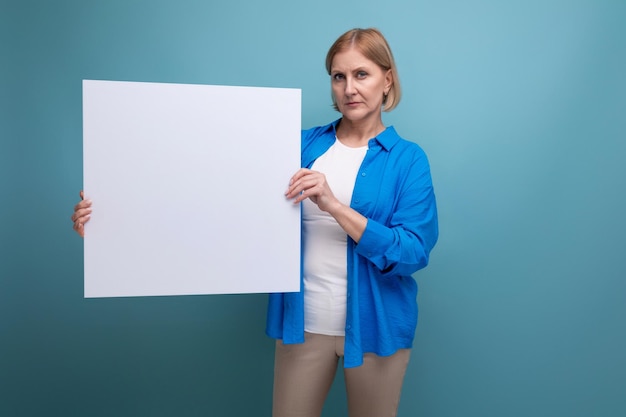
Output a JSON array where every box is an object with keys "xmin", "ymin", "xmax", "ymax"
[
  {"xmin": 361, "ymin": 172, "xmax": 367, "ymax": 177},
  {"xmin": 346, "ymin": 324, "xmax": 352, "ymax": 330}
]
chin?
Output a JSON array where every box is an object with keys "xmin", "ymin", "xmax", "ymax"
[{"xmin": 340, "ymin": 110, "xmax": 369, "ymax": 123}]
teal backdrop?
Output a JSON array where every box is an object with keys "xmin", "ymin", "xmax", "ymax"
[{"xmin": 1, "ymin": 0, "xmax": 625, "ymax": 416}]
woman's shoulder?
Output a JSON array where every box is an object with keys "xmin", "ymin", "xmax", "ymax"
[{"xmin": 382, "ymin": 126, "xmax": 428, "ymax": 159}]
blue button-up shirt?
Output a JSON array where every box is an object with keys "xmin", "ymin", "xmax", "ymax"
[{"xmin": 266, "ymin": 119, "xmax": 438, "ymax": 368}]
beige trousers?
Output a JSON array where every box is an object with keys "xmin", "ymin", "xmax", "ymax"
[{"xmin": 272, "ymin": 332, "xmax": 411, "ymax": 417}]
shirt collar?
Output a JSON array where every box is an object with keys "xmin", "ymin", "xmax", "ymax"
[{"xmin": 330, "ymin": 118, "xmax": 399, "ymax": 152}]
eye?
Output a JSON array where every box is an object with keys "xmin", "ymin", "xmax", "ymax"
[
  {"xmin": 332, "ymin": 73, "xmax": 345, "ymax": 81},
  {"xmin": 356, "ymin": 71, "xmax": 368, "ymax": 79}
]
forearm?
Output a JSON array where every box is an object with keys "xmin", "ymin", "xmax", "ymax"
[{"xmin": 326, "ymin": 201, "xmax": 368, "ymax": 243}]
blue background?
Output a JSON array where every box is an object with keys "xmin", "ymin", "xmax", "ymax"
[{"xmin": 1, "ymin": 0, "xmax": 625, "ymax": 416}]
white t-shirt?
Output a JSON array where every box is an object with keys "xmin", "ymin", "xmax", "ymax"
[{"xmin": 302, "ymin": 138, "xmax": 368, "ymax": 336}]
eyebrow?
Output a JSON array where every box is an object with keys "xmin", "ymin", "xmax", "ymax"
[{"xmin": 330, "ymin": 65, "xmax": 370, "ymax": 73}]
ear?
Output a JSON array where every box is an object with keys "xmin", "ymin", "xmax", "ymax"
[{"xmin": 384, "ymin": 69, "xmax": 393, "ymax": 94}]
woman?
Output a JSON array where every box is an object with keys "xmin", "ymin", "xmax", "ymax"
[{"xmin": 72, "ymin": 28, "xmax": 438, "ymax": 417}]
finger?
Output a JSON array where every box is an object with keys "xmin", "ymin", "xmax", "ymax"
[
  {"xmin": 73, "ymin": 199, "xmax": 92, "ymax": 212},
  {"xmin": 74, "ymin": 215, "xmax": 91, "ymax": 227},
  {"xmin": 286, "ymin": 171, "xmax": 320, "ymax": 196},
  {"xmin": 79, "ymin": 190, "xmax": 84, "ymax": 200},
  {"xmin": 73, "ymin": 220, "xmax": 85, "ymax": 238},
  {"xmin": 71, "ymin": 208, "xmax": 92, "ymax": 222},
  {"xmin": 71, "ymin": 208, "xmax": 89, "ymax": 222},
  {"xmin": 292, "ymin": 190, "xmax": 308, "ymax": 204},
  {"xmin": 285, "ymin": 178, "xmax": 314, "ymax": 199},
  {"xmin": 291, "ymin": 181, "xmax": 324, "ymax": 204},
  {"xmin": 288, "ymin": 168, "xmax": 313, "ymax": 185}
]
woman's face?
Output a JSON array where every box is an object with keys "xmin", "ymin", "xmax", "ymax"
[{"xmin": 330, "ymin": 47, "xmax": 392, "ymax": 124}]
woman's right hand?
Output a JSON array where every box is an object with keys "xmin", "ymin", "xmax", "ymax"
[{"xmin": 71, "ymin": 191, "xmax": 92, "ymax": 238}]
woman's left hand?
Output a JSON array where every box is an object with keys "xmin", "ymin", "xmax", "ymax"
[{"xmin": 285, "ymin": 168, "xmax": 340, "ymax": 213}]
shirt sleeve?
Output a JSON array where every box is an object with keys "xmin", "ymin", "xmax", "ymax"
[{"xmin": 354, "ymin": 148, "xmax": 439, "ymax": 278}]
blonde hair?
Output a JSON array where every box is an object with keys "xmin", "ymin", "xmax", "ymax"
[{"xmin": 325, "ymin": 28, "xmax": 401, "ymax": 112}]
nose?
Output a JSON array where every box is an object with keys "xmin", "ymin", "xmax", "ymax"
[{"xmin": 345, "ymin": 76, "xmax": 357, "ymax": 96}]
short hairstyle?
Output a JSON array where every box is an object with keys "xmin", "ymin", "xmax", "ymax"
[{"xmin": 325, "ymin": 28, "xmax": 401, "ymax": 112}]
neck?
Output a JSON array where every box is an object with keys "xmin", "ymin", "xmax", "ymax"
[{"xmin": 336, "ymin": 118, "xmax": 386, "ymax": 147}]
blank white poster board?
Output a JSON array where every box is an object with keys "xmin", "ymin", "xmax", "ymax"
[{"xmin": 83, "ymin": 80, "xmax": 301, "ymax": 298}]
